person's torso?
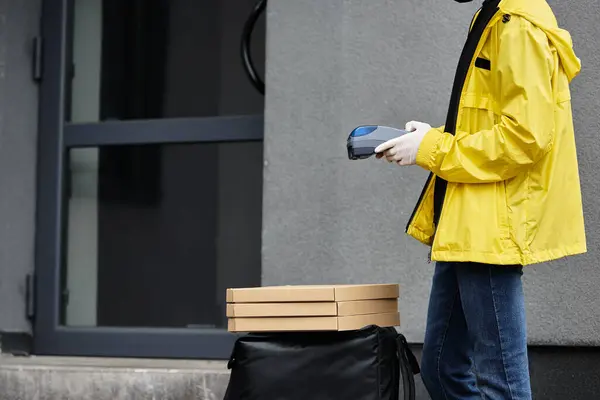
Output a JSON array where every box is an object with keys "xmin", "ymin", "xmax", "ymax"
[{"xmin": 406, "ymin": 5, "xmax": 586, "ymax": 266}]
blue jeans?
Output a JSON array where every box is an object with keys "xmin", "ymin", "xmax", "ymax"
[{"xmin": 421, "ymin": 262, "xmax": 532, "ymax": 400}]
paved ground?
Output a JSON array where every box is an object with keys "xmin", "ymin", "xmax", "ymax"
[
  {"xmin": 1, "ymin": 355, "xmax": 228, "ymax": 370},
  {"xmin": 0, "ymin": 356, "xmax": 230, "ymax": 400},
  {"xmin": 0, "ymin": 351, "xmax": 431, "ymax": 399}
]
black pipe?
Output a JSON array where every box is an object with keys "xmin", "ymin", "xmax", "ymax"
[{"xmin": 241, "ymin": 0, "xmax": 266, "ymax": 95}]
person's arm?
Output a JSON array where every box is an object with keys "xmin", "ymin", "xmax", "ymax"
[{"xmin": 416, "ymin": 17, "xmax": 555, "ymax": 184}]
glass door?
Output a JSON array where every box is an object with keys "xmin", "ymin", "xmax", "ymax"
[{"xmin": 34, "ymin": 0, "xmax": 265, "ymax": 359}]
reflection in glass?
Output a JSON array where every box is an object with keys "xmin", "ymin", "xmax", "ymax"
[
  {"xmin": 65, "ymin": 143, "xmax": 263, "ymax": 328},
  {"xmin": 69, "ymin": 0, "xmax": 266, "ymax": 123}
]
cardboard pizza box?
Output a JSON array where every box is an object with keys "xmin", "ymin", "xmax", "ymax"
[
  {"xmin": 226, "ymin": 284, "xmax": 399, "ymax": 304},
  {"xmin": 227, "ymin": 312, "xmax": 400, "ymax": 333},
  {"xmin": 226, "ymin": 299, "xmax": 398, "ymax": 318}
]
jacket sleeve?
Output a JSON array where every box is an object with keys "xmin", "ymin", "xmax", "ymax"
[{"xmin": 415, "ymin": 16, "xmax": 555, "ymax": 184}]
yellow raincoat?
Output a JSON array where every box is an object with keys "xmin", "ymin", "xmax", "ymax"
[{"xmin": 407, "ymin": 0, "xmax": 586, "ymax": 265}]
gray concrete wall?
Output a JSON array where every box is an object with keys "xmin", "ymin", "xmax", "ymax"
[
  {"xmin": 263, "ymin": 0, "xmax": 600, "ymax": 346},
  {"xmin": 0, "ymin": 0, "xmax": 41, "ymax": 333}
]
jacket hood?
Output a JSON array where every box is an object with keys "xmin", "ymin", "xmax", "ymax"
[{"xmin": 499, "ymin": 0, "xmax": 581, "ymax": 81}]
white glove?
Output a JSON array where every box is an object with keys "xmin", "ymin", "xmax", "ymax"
[{"xmin": 375, "ymin": 121, "xmax": 432, "ymax": 166}]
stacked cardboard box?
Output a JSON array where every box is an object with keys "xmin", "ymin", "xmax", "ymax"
[{"xmin": 226, "ymin": 284, "xmax": 400, "ymax": 333}]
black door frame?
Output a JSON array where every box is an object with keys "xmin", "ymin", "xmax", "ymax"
[{"xmin": 33, "ymin": 0, "xmax": 263, "ymax": 359}]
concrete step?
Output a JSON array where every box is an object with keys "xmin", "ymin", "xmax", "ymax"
[{"xmin": 0, "ymin": 356, "xmax": 231, "ymax": 400}]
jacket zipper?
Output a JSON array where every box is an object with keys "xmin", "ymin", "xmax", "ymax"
[{"xmin": 404, "ymin": 3, "xmax": 501, "ymax": 241}]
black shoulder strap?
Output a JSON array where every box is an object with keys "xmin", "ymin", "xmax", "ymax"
[
  {"xmin": 433, "ymin": 0, "xmax": 501, "ymax": 230},
  {"xmin": 397, "ymin": 333, "xmax": 419, "ymax": 400}
]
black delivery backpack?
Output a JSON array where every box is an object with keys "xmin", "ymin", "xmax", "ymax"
[{"xmin": 223, "ymin": 325, "xmax": 420, "ymax": 400}]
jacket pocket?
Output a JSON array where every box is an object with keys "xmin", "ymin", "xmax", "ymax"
[
  {"xmin": 458, "ymin": 96, "xmax": 496, "ymax": 136},
  {"xmin": 497, "ymin": 181, "xmax": 510, "ymax": 239},
  {"xmin": 463, "ymin": 55, "xmax": 493, "ymax": 101},
  {"xmin": 459, "ymin": 59, "xmax": 495, "ymax": 132}
]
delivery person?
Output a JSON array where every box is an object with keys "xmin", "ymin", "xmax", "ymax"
[{"xmin": 374, "ymin": 0, "xmax": 586, "ymax": 398}]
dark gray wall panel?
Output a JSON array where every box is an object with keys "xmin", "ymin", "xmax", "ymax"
[{"xmin": 0, "ymin": 0, "xmax": 41, "ymax": 333}]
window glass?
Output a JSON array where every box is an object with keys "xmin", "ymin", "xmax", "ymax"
[
  {"xmin": 65, "ymin": 142, "xmax": 263, "ymax": 328},
  {"xmin": 68, "ymin": 0, "xmax": 266, "ymax": 123}
]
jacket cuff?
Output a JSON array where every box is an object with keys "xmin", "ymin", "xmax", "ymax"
[{"xmin": 416, "ymin": 128, "xmax": 443, "ymax": 171}]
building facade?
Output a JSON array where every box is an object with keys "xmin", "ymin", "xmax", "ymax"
[{"xmin": 1, "ymin": 0, "xmax": 599, "ymax": 398}]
